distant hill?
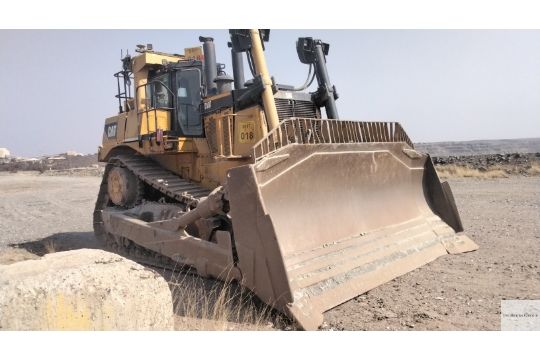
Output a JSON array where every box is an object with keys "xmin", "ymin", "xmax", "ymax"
[{"xmin": 415, "ymin": 138, "xmax": 540, "ymax": 157}]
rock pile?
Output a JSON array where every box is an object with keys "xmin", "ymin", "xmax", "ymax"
[{"xmin": 433, "ymin": 153, "xmax": 540, "ymax": 169}]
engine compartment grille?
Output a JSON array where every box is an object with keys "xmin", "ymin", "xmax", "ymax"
[{"xmin": 275, "ymin": 98, "xmax": 319, "ymax": 121}]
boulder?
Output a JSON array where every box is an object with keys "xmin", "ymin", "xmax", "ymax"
[{"xmin": 0, "ymin": 249, "xmax": 173, "ymax": 330}]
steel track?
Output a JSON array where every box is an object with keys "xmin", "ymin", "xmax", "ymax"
[{"xmin": 93, "ymin": 153, "xmax": 212, "ymax": 270}]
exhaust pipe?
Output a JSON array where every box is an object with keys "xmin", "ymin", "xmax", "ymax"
[
  {"xmin": 228, "ymin": 42, "xmax": 245, "ymax": 89},
  {"xmin": 199, "ymin": 36, "xmax": 218, "ymax": 96}
]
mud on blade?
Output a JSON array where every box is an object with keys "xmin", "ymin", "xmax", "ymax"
[{"xmin": 227, "ymin": 119, "xmax": 477, "ymax": 330}]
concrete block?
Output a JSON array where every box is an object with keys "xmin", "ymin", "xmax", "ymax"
[{"xmin": 0, "ymin": 249, "xmax": 173, "ymax": 330}]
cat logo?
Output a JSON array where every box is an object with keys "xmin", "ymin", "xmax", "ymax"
[{"xmin": 105, "ymin": 123, "xmax": 117, "ymax": 139}]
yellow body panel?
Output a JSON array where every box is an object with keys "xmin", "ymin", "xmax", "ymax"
[
  {"xmin": 101, "ymin": 114, "xmax": 126, "ymax": 146},
  {"xmin": 233, "ymin": 106, "xmax": 268, "ymax": 156},
  {"xmin": 132, "ymin": 52, "xmax": 184, "ymax": 73},
  {"xmin": 139, "ymin": 110, "xmax": 171, "ymax": 134},
  {"xmin": 124, "ymin": 111, "xmax": 139, "ymax": 140},
  {"xmin": 178, "ymin": 138, "xmax": 195, "ymax": 152}
]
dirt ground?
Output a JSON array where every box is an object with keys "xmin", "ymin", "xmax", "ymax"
[
  {"xmin": 0, "ymin": 172, "xmax": 100, "ymax": 252},
  {"xmin": 0, "ymin": 171, "xmax": 538, "ymax": 330}
]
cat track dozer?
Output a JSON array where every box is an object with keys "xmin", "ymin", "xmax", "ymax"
[{"xmin": 93, "ymin": 29, "xmax": 478, "ymax": 330}]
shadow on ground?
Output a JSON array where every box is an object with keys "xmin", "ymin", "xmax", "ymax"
[{"xmin": 11, "ymin": 232, "xmax": 101, "ymax": 256}]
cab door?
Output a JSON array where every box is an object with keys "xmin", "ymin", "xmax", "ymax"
[{"xmin": 174, "ymin": 68, "xmax": 204, "ymax": 137}]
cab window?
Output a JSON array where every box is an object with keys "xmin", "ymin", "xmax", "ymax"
[
  {"xmin": 176, "ymin": 69, "xmax": 203, "ymax": 136},
  {"xmin": 150, "ymin": 74, "xmax": 172, "ymax": 109}
]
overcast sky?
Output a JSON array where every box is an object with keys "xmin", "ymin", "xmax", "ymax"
[{"xmin": 1, "ymin": 30, "xmax": 539, "ymax": 157}]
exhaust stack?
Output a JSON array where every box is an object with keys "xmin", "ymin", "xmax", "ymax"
[
  {"xmin": 228, "ymin": 42, "xmax": 245, "ymax": 90},
  {"xmin": 199, "ymin": 36, "xmax": 218, "ymax": 96}
]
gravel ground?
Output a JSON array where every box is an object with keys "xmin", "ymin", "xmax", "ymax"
[
  {"xmin": 0, "ymin": 172, "xmax": 538, "ymax": 330},
  {"xmin": 0, "ymin": 172, "xmax": 101, "ymax": 252}
]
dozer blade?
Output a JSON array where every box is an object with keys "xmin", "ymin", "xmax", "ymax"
[{"xmin": 227, "ymin": 119, "xmax": 477, "ymax": 330}]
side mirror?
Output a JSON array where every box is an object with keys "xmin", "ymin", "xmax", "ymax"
[{"xmin": 296, "ymin": 37, "xmax": 330, "ymax": 65}]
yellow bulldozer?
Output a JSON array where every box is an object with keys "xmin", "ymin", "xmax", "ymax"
[{"xmin": 94, "ymin": 29, "xmax": 478, "ymax": 330}]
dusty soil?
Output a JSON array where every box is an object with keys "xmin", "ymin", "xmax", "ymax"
[
  {"xmin": 0, "ymin": 172, "xmax": 101, "ymax": 250},
  {"xmin": 0, "ymin": 171, "xmax": 538, "ymax": 330}
]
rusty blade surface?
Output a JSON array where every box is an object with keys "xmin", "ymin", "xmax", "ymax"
[{"xmin": 227, "ymin": 141, "xmax": 477, "ymax": 330}]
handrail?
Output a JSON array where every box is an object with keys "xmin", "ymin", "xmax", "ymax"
[{"xmin": 114, "ymin": 70, "xmax": 133, "ymax": 113}]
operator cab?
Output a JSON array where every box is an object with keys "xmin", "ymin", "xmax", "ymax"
[{"xmin": 146, "ymin": 61, "xmax": 204, "ymax": 137}]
